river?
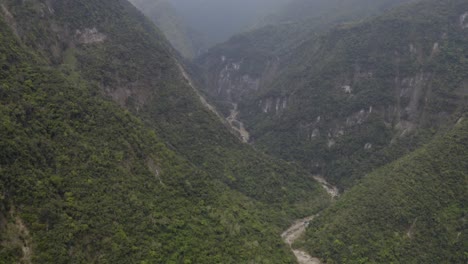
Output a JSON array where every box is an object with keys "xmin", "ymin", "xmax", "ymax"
[{"xmin": 282, "ymin": 176, "xmax": 339, "ymax": 264}]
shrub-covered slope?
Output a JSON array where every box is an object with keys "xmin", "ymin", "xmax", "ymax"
[
  {"xmin": 213, "ymin": 0, "xmax": 467, "ymax": 189},
  {"xmin": 258, "ymin": 0, "xmax": 414, "ymax": 27},
  {"xmin": 0, "ymin": 0, "xmax": 329, "ymax": 215},
  {"xmin": 196, "ymin": 0, "xmax": 413, "ymax": 114},
  {"xmin": 299, "ymin": 118, "xmax": 467, "ymax": 263},
  {"xmin": 0, "ymin": 0, "xmax": 330, "ymax": 262},
  {"xmin": 0, "ymin": 12, "xmax": 299, "ymax": 263}
]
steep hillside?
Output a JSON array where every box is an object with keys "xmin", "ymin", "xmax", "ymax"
[
  {"xmin": 129, "ymin": 0, "xmax": 204, "ymax": 58},
  {"xmin": 258, "ymin": 0, "xmax": 413, "ymax": 27},
  {"xmin": 0, "ymin": 0, "xmax": 331, "ymax": 262},
  {"xmin": 298, "ymin": 118, "xmax": 467, "ymax": 263},
  {"xmin": 242, "ymin": 0, "xmax": 468, "ymax": 189},
  {"xmin": 1, "ymin": 0, "xmax": 465, "ymax": 262},
  {"xmin": 0, "ymin": 16, "xmax": 294, "ymax": 263},
  {"xmin": 1, "ymin": 0, "xmax": 330, "ymax": 214},
  {"xmin": 196, "ymin": 0, "xmax": 414, "ymax": 116},
  {"xmin": 198, "ymin": 0, "xmax": 468, "ymax": 189}
]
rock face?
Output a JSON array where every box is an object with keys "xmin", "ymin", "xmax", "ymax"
[
  {"xmin": 196, "ymin": 52, "xmax": 282, "ymax": 139},
  {"xmin": 75, "ymin": 27, "xmax": 107, "ymax": 44},
  {"xmin": 197, "ymin": 0, "xmax": 468, "ymax": 188},
  {"xmin": 199, "ymin": 54, "xmax": 280, "ymax": 104},
  {"xmin": 259, "ymin": 96, "xmax": 289, "ymax": 114},
  {"xmin": 215, "ymin": 60, "xmax": 260, "ymax": 101}
]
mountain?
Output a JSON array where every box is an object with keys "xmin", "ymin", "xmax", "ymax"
[
  {"xmin": 298, "ymin": 118, "xmax": 467, "ymax": 263},
  {"xmin": 194, "ymin": 0, "xmax": 467, "ymax": 262},
  {"xmin": 257, "ymin": 0, "xmax": 413, "ymax": 27},
  {"xmin": 195, "ymin": 0, "xmax": 415, "ymax": 121},
  {"xmin": 241, "ymin": 0, "xmax": 467, "ymax": 189},
  {"xmin": 0, "ymin": 0, "xmax": 330, "ymax": 262},
  {"xmin": 0, "ymin": 0, "xmax": 466, "ymax": 263},
  {"xmin": 128, "ymin": 0, "xmax": 204, "ymax": 58},
  {"xmin": 291, "ymin": 2, "xmax": 468, "ymax": 262},
  {"xmin": 1, "ymin": 0, "xmax": 329, "ymax": 217},
  {"xmin": 197, "ymin": 0, "xmax": 467, "ymax": 190}
]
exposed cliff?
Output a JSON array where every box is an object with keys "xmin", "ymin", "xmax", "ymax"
[
  {"xmin": 197, "ymin": 0, "xmax": 415, "ymax": 117},
  {"xmin": 197, "ymin": 0, "xmax": 468, "ymax": 189}
]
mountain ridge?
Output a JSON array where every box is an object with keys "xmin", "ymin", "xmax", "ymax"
[
  {"xmin": 197, "ymin": 0, "xmax": 467, "ymax": 189},
  {"xmin": 0, "ymin": 0, "xmax": 466, "ymax": 263},
  {"xmin": 0, "ymin": 0, "xmax": 330, "ymax": 262}
]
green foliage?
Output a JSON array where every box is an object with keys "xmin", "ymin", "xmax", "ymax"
[
  {"xmin": 0, "ymin": 17, "xmax": 298, "ymax": 263},
  {"xmin": 299, "ymin": 119, "xmax": 468, "ymax": 263},
  {"xmin": 196, "ymin": 0, "xmax": 450, "ymax": 192},
  {"xmin": 196, "ymin": 3, "xmax": 468, "ymax": 262},
  {"xmin": 0, "ymin": 0, "xmax": 330, "ymax": 262},
  {"xmin": 48, "ymin": 0, "xmax": 329, "ymax": 215},
  {"xmin": 239, "ymin": 0, "xmax": 468, "ymax": 189}
]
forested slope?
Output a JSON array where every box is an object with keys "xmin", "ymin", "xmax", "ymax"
[
  {"xmin": 1, "ymin": 0, "xmax": 329, "ymax": 217},
  {"xmin": 0, "ymin": 11, "xmax": 298, "ymax": 264},
  {"xmin": 193, "ymin": 2, "xmax": 468, "ymax": 261},
  {"xmin": 1, "ymin": 0, "xmax": 465, "ymax": 263},
  {"xmin": 238, "ymin": 0, "xmax": 467, "ymax": 189},
  {"xmin": 0, "ymin": 0, "xmax": 330, "ymax": 262},
  {"xmin": 299, "ymin": 118, "xmax": 467, "ymax": 263},
  {"xmin": 196, "ymin": 0, "xmax": 414, "ymax": 114}
]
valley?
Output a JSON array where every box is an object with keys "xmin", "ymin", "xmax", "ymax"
[
  {"xmin": 194, "ymin": 0, "xmax": 467, "ymax": 262},
  {"xmin": 282, "ymin": 176, "xmax": 339, "ymax": 264},
  {"xmin": 0, "ymin": 0, "xmax": 466, "ymax": 263},
  {"xmin": 282, "ymin": 215, "xmax": 320, "ymax": 264}
]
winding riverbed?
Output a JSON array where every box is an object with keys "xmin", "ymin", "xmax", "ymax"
[
  {"xmin": 226, "ymin": 103, "xmax": 250, "ymax": 143},
  {"xmin": 282, "ymin": 176, "xmax": 339, "ymax": 264},
  {"xmin": 180, "ymin": 62, "xmax": 336, "ymax": 262}
]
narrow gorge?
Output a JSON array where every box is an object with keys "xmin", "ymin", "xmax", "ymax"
[{"xmin": 0, "ymin": 0, "xmax": 466, "ymax": 263}]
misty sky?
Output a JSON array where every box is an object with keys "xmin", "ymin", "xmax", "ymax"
[{"xmin": 169, "ymin": 0, "xmax": 291, "ymax": 45}]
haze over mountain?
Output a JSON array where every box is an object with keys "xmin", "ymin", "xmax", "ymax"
[
  {"xmin": 169, "ymin": 0, "xmax": 291, "ymax": 46},
  {"xmin": 128, "ymin": 0, "xmax": 205, "ymax": 58},
  {"xmin": 129, "ymin": 0, "xmax": 293, "ymax": 57},
  {"xmin": 0, "ymin": 0, "xmax": 466, "ymax": 263}
]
